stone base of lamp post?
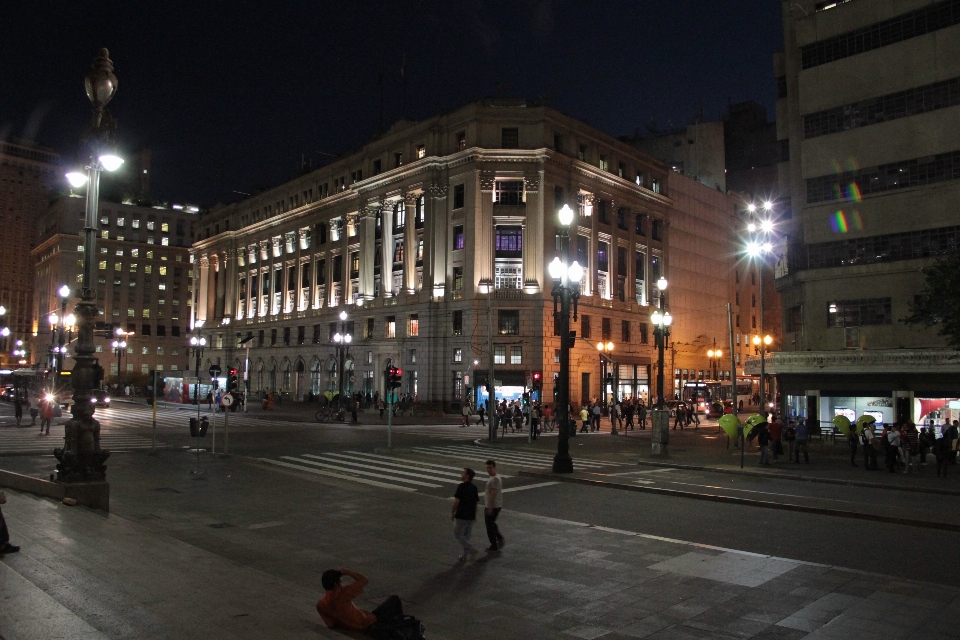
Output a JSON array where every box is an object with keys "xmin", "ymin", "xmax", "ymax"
[{"xmin": 650, "ymin": 410, "xmax": 670, "ymax": 456}]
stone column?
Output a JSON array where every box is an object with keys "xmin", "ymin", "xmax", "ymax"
[
  {"xmin": 214, "ymin": 253, "xmax": 227, "ymax": 321},
  {"xmin": 223, "ymin": 248, "xmax": 238, "ymax": 321},
  {"xmin": 196, "ymin": 254, "xmax": 210, "ymax": 327},
  {"xmin": 382, "ymin": 201, "xmax": 394, "ymax": 297},
  {"xmin": 427, "ymin": 182, "xmax": 448, "ymax": 297},
  {"xmin": 359, "ymin": 205, "xmax": 376, "ymax": 300},
  {"xmin": 474, "ymin": 173, "xmax": 495, "ymax": 290},
  {"xmin": 523, "ymin": 174, "xmax": 543, "ymax": 295},
  {"xmin": 403, "ymin": 192, "xmax": 418, "ymax": 294}
]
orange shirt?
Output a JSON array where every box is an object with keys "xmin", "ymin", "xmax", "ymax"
[{"xmin": 316, "ymin": 582, "xmax": 377, "ymax": 631}]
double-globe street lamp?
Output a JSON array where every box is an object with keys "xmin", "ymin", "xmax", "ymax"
[
  {"xmin": 333, "ymin": 310, "xmax": 353, "ymax": 405},
  {"xmin": 55, "ymin": 48, "xmax": 123, "ymax": 483},
  {"xmin": 650, "ymin": 277, "xmax": 672, "ymax": 410},
  {"xmin": 745, "ymin": 202, "xmax": 777, "ymax": 416},
  {"xmin": 549, "ymin": 203, "xmax": 584, "ymax": 473},
  {"xmin": 190, "ymin": 335, "xmax": 207, "ymax": 420},
  {"xmin": 752, "ymin": 334, "xmax": 773, "ymax": 414},
  {"xmin": 707, "ymin": 342, "xmax": 723, "ymax": 382},
  {"xmin": 596, "ymin": 341, "xmax": 618, "ymax": 435},
  {"xmin": 112, "ymin": 337, "xmax": 127, "ymax": 389}
]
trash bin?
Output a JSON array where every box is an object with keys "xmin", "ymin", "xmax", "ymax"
[{"xmin": 189, "ymin": 417, "xmax": 199, "ymax": 437}]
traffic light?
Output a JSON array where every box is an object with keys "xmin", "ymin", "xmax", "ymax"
[
  {"xmin": 385, "ymin": 366, "xmax": 403, "ymax": 390},
  {"xmin": 532, "ymin": 370, "xmax": 542, "ymax": 389},
  {"xmin": 226, "ymin": 368, "xmax": 239, "ymax": 392}
]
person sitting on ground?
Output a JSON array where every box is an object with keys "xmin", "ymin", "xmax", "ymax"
[{"xmin": 317, "ymin": 568, "xmax": 404, "ymax": 632}]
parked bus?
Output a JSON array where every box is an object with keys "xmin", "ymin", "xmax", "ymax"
[{"xmin": 10, "ymin": 368, "xmax": 73, "ymax": 408}]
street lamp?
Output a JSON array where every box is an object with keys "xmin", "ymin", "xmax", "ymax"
[
  {"xmin": 111, "ymin": 339, "xmax": 127, "ymax": 388},
  {"xmin": 744, "ymin": 205, "xmax": 776, "ymax": 415},
  {"xmin": 596, "ymin": 341, "xmax": 618, "ymax": 435},
  {"xmin": 54, "ymin": 48, "xmax": 122, "ymax": 483},
  {"xmin": 707, "ymin": 342, "xmax": 723, "ymax": 381},
  {"xmin": 650, "ymin": 278, "xmax": 672, "ymax": 410},
  {"xmin": 48, "ymin": 312, "xmax": 60, "ymax": 375},
  {"xmin": 190, "ymin": 335, "xmax": 207, "ymax": 421},
  {"xmin": 752, "ymin": 334, "xmax": 773, "ymax": 415},
  {"xmin": 478, "ymin": 277, "xmax": 498, "ymax": 442},
  {"xmin": 550, "ymin": 203, "xmax": 583, "ymax": 473},
  {"xmin": 332, "ymin": 310, "xmax": 352, "ymax": 404}
]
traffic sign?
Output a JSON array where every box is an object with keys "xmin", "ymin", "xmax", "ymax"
[
  {"xmin": 220, "ymin": 394, "xmax": 234, "ymax": 407},
  {"xmin": 208, "ymin": 365, "xmax": 222, "ymax": 378}
]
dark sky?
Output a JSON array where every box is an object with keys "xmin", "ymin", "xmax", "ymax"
[{"xmin": 2, "ymin": 1, "xmax": 783, "ymax": 206}]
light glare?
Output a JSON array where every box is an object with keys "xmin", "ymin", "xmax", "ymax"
[
  {"xmin": 98, "ymin": 154, "xmax": 124, "ymax": 172},
  {"xmin": 66, "ymin": 172, "xmax": 88, "ymax": 188}
]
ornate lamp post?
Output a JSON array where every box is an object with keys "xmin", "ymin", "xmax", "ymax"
[
  {"xmin": 55, "ymin": 49, "xmax": 122, "ymax": 483},
  {"xmin": 650, "ymin": 277, "xmax": 672, "ymax": 455},
  {"xmin": 478, "ymin": 277, "xmax": 498, "ymax": 442},
  {"xmin": 190, "ymin": 334, "xmax": 207, "ymax": 420},
  {"xmin": 333, "ymin": 310, "xmax": 353, "ymax": 402},
  {"xmin": 596, "ymin": 341, "xmax": 617, "ymax": 435},
  {"xmin": 752, "ymin": 334, "xmax": 773, "ymax": 415},
  {"xmin": 707, "ymin": 341, "xmax": 722, "ymax": 382},
  {"xmin": 549, "ymin": 203, "xmax": 583, "ymax": 473},
  {"xmin": 0, "ymin": 306, "xmax": 8, "ymax": 360},
  {"xmin": 111, "ymin": 337, "xmax": 127, "ymax": 388}
]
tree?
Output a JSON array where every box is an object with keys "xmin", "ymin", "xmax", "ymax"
[{"xmin": 902, "ymin": 253, "xmax": 960, "ymax": 349}]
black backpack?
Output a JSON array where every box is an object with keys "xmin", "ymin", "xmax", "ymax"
[{"xmin": 371, "ymin": 615, "xmax": 426, "ymax": 640}]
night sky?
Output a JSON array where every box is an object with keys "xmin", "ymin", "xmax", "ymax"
[{"xmin": 2, "ymin": 1, "xmax": 782, "ymax": 206}]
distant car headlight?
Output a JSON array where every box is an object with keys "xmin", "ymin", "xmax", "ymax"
[
  {"xmin": 90, "ymin": 398, "xmax": 97, "ymax": 403},
  {"xmin": 45, "ymin": 393, "xmax": 55, "ymax": 402},
  {"xmin": 104, "ymin": 397, "xmax": 110, "ymax": 403}
]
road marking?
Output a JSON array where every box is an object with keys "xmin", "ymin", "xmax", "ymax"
[
  {"xmin": 303, "ymin": 453, "xmax": 459, "ymax": 484},
  {"xmin": 280, "ymin": 456, "xmax": 442, "ymax": 488},
  {"xmin": 258, "ymin": 458, "xmax": 417, "ymax": 491},
  {"xmin": 502, "ymin": 482, "xmax": 559, "ymax": 493},
  {"xmin": 248, "ymin": 521, "xmax": 286, "ymax": 530}
]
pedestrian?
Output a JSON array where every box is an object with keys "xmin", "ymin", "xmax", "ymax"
[
  {"xmin": 214, "ymin": 391, "xmax": 223, "ymax": 413},
  {"xmin": 919, "ymin": 426, "xmax": 933, "ymax": 465},
  {"xmin": 542, "ymin": 404, "xmax": 552, "ymax": 432},
  {"xmin": 885, "ymin": 424, "xmax": 901, "ymax": 473},
  {"xmin": 769, "ymin": 414, "xmax": 783, "ymax": 463},
  {"xmin": 530, "ymin": 404, "xmax": 540, "ymax": 439},
  {"xmin": 609, "ymin": 401, "xmax": 619, "ymax": 432},
  {"xmin": 452, "ymin": 468, "xmax": 480, "ymax": 561},
  {"xmin": 624, "ymin": 402, "xmax": 634, "ymax": 430},
  {"xmin": 784, "ymin": 420, "xmax": 797, "ymax": 462},
  {"xmin": 0, "ymin": 491, "xmax": 20, "ymax": 555},
  {"xmin": 39, "ymin": 397, "xmax": 53, "ymax": 435},
  {"xmin": 935, "ymin": 426, "xmax": 952, "ymax": 477},
  {"xmin": 477, "ymin": 403, "xmax": 486, "ymax": 427},
  {"xmin": 861, "ymin": 420, "xmax": 878, "ymax": 470},
  {"xmin": 316, "ymin": 568, "xmax": 404, "ymax": 632},
  {"xmin": 461, "ymin": 403, "xmax": 470, "ymax": 428},
  {"xmin": 378, "ymin": 399, "xmax": 385, "ymax": 419},
  {"xmin": 757, "ymin": 421, "xmax": 771, "ymax": 466},
  {"xmin": 847, "ymin": 422, "xmax": 859, "ymax": 467},
  {"xmin": 794, "ymin": 418, "xmax": 810, "ymax": 463},
  {"xmin": 673, "ymin": 403, "xmax": 684, "ymax": 430},
  {"xmin": 580, "ymin": 405, "xmax": 590, "ymax": 433},
  {"xmin": 592, "ymin": 402, "xmax": 601, "ymax": 432},
  {"xmin": 501, "ymin": 407, "xmax": 509, "ymax": 438},
  {"xmin": 13, "ymin": 394, "xmax": 23, "ymax": 426},
  {"xmin": 483, "ymin": 460, "xmax": 504, "ymax": 552},
  {"xmin": 903, "ymin": 422, "xmax": 919, "ymax": 474},
  {"xmin": 638, "ymin": 403, "xmax": 647, "ymax": 430}
]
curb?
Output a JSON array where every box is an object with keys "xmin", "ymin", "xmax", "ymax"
[
  {"xmin": 633, "ymin": 459, "xmax": 960, "ymax": 497},
  {"xmin": 518, "ymin": 470, "xmax": 960, "ymax": 532}
]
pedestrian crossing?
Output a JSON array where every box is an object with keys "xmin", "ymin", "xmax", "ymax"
[
  {"xmin": 0, "ymin": 428, "xmax": 165, "ymax": 455},
  {"xmin": 258, "ymin": 450, "xmax": 513, "ymax": 492},
  {"xmin": 408, "ymin": 444, "xmax": 623, "ymax": 470}
]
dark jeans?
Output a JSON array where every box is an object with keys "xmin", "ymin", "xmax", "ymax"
[
  {"xmin": 372, "ymin": 595, "xmax": 404, "ymax": 623},
  {"xmin": 863, "ymin": 444, "xmax": 877, "ymax": 470},
  {"xmin": 484, "ymin": 507, "xmax": 503, "ymax": 547},
  {"xmin": 0, "ymin": 507, "xmax": 9, "ymax": 545}
]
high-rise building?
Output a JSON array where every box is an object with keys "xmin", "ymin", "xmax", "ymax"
[
  {"xmin": 768, "ymin": 0, "xmax": 960, "ymax": 426},
  {"xmin": 0, "ymin": 138, "xmax": 60, "ymax": 365},
  {"xmin": 32, "ymin": 197, "xmax": 195, "ymax": 384},
  {"xmin": 192, "ymin": 100, "xmax": 738, "ymax": 408}
]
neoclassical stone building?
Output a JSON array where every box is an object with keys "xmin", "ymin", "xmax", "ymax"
[{"xmin": 191, "ymin": 100, "xmax": 734, "ymax": 407}]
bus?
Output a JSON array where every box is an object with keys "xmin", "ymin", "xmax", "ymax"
[
  {"xmin": 683, "ymin": 381, "xmax": 752, "ymax": 412},
  {"xmin": 10, "ymin": 368, "xmax": 73, "ymax": 408}
]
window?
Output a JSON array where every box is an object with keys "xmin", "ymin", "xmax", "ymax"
[
  {"xmin": 132, "ymin": 219, "xmax": 140, "ymax": 229},
  {"xmin": 453, "ymin": 184, "xmax": 465, "ymax": 209},
  {"xmin": 786, "ymin": 306, "xmax": 803, "ymax": 334},
  {"xmin": 147, "ymin": 220, "xmax": 155, "ymax": 231},
  {"xmin": 408, "ymin": 314, "xmax": 419, "ymax": 337},
  {"xmin": 622, "ymin": 320, "xmax": 631, "ymax": 343},
  {"xmin": 599, "ymin": 155, "xmax": 608, "ymax": 172},
  {"xmin": 385, "ymin": 316, "xmax": 396, "ymax": 338},
  {"xmin": 578, "ymin": 144, "xmax": 586, "ymax": 161},
  {"xmin": 639, "ymin": 322, "xmax": 648, "ymax": 344},
  {"xmin": 601, "ymin": 317, "xmax": 611, "ymax": 341},
  {"xmin": 453, "ymin": 225, "xmax": 464, "ymax": 250},
  {"xmin": 416, "ymin": 144, "xmax": 425, "ymax": 159},
  {"xmin": 598, "ymin": 200, "xmax": 608, "ymax": 224},
  {"xmin": 554, "ymin": 185, "xmax": 564, "ymax": 209},
  {"xmin": 806, "ymin": 150, "xmax": 960, "ymax": 204},
  {"xmin": 456, "ymin": 131, "xmax": 466, "ymax": 150},
  {"xmin": 495, "ymin": 226, "xmax": 522, "ymax": 258},
  {"xmin": 618, "ymin": 161, "xmax": 626, "ymax": 178},
  {"xmin": 258, "ymin": 329, "xmax": 265, "ymax": 346},
  {"xmin": 297, "ymin": 325, "xmax": 305, "ymax": 345},
  {"xmin": 394, "ymin": 152, "xmax": 403, "ymax": 168},
  {"xmin": 313, "ymin": 324, "xmax": 322, "ymax": 344},
  {"xmin": 453, "ymin": 267, "xmax": 463, "ymax": 291},
  {"xmin": 271, "ymin": 328, "xmax": 278, "ymax": 346},
  {"xmin": 576, "ymin": 236, "xmax": 588, "ymax": 265},
  {"xmin": 652, "ymin": 219, "xmax": 662, "ymax": 241},
  {"xmin": 827, "ymin": 298, "xmax": 892, "ymax": 328},
  {"xmin": 494, "ymin": 346, "xmax": 506, "ymax": 365},
  {"xmin": 617, "ymin": 207, "xmax": 627, "ymax": 230},
  {"xmin": 597, "ymin": 242, "xmax": 609, "ymax": 272},
  {"xmin": 501, "ymin": 127, "xmax": 519, "ymax": 149},
  {"xmin": 393, "ymin": 201, "xmax": 405, "ymax": 230},
  {"xmin": 554, "ymin": 349, "xmax": 560, "ymax": 363},
  {"xmin": 497, "ymin": 310, "xmax": 520, "ymax": 335},
  {"xmin": 373, "ymin": 159, "xmax": 382, "ymax": 175},
  {"xmin": 454, "ymin": 348, "xmax": 463, "ymax": 363},
  {"xmin": 617, "ymin": 246, "xmax": 627, "ymax": 275},
  {"xmin": 581, "ymin": 315, "xmax": 591, "ymax": 340},
  {"xmin": 283, "ymin": 327, "xmax": 291, "ymax": 345},
  {"xmin": 510, "ymin": 346, "xmax": 522, "ymax": 365},
  {"xmin": 452, "ymin": 310, "xmax": 463, "ymax": 335},
  {"xmin": 494, "ymin": 180, "xmax": 524, "ymax": 205}
]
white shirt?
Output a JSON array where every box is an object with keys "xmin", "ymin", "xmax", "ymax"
[{"xmin": 485, "ymin": 474, "xmax": 502, "ymax": 509}]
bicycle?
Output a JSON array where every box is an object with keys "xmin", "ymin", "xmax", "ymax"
[{"xmin": 315, "ymin": 402, "xmax": 345, "ymax": 423}]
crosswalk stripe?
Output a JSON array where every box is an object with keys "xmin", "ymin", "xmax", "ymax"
[
  {"xmin": 259, "ymin": 458, "xmax": 417, "ymax": 491},
  {"xmin": 279, "ymin": 456, "xmax": 442, "ymax": 488},
  {"xmin": 344, "ymin": 451, "xmax": 467, "ymax": 472},
  {"xmin": 435, "ymin": 443, "xmax": 621, "ymax": 466},
  {"xmin": 303, "ymin": 454, "xmax": 457, "ymax": 483},
  {"xmin": 410, "ymin": 445, "xmax": 618, "ymax": 468},
  {"xmin": 338, "ymin": 451, "xmax": 512, "ymax": 478}
]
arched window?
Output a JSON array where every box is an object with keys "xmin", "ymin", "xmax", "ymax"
[
  {"xmin": 311, "ymin": 359, "xmax": 322, "ymax": 395},
  {"xmin": 282, "ymin": 360, "xmax": 291, "ymax": 391},
  {"xmin": 268, "ymin": 360, "xmax": 277, "ymax": 391}
]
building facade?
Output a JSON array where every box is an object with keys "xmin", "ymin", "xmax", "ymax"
[
  {"xmin": 0, "ymin": 139, "xmax": 60, "ymax": 366},
  {"xmin": 193, "ymin": 101, "xmax": 737, "ymax": 409},
  {"xmin": 765, "ymin": 0, "xmax": 960, "ymax": 427},
  {"xmin": 32, "ymin": 197, "xmax": 195, "ymax": 384}
]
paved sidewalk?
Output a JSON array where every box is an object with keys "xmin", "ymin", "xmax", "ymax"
[{"xmin": 2, "ymin": 452, "xmax": 960, "ymax": 639}]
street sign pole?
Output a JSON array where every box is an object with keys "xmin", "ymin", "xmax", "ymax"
[{"xmin": 220, "ymin": 393, "xmax": 234, "ymax": 456}]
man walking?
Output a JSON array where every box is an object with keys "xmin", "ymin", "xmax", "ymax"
[
  {"xmin": 452, "ymin": 468, "xmax": 480, "ymax": 561},
  {"xmin": 483, "ymin": 460, "xmax": 504, "ymax": 552},
  {"xmin": 794, "ymin": 418, "xmax": 810, "ymax": 463},
  {"xmin": 592, "ymin": 402, "xmax": 601, "ymax": 432},
  {"xmin": 638, "ymin": 402, "xmax": 647, "ymax": 430},
  {"xmin": 477, "ymin": 403, "xmax": 485, "ymax": 427}
]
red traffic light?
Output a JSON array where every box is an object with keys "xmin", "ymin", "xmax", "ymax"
[
  {"xmin": 228, "ymin": 368, "xmax": 238, "ymax": 375},
  {"xmin": 396, "ymin": 368, "xmax": 402, "ymax": 375},
  {"xmin": 532, "ymin": 371, "xmax": 542, "ymax": 381}
]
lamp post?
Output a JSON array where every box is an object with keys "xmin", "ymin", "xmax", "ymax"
[
  {"xmin": 332, "ymin": 310, "xmax": 352, "ymax": 404},
  {"xmin": 111, "ymin": 338, "xmax": 127, "ymax": 389},
  {"xmin": 55, "ymin": 285, "xmax": 70, "ymax": 381},
  {"xmin": 752, "ymin": 334, "xmax": 773, "ymax": 415},
  {"xmin": 0, "ymin": 306, "xmax": 8, "ymax": 360},
  {"xmin": 190, "ymin": 335, "xmax": 207, "ymax": 421},
  {"xmin": 55, "ymin": 49, "xmax": 122, "ymax": 483},
  {"xmin": 707, "ymin": 341, "xmax": 722, "ymax": 382},
  {"xmin": 48, "ymin": 312, "xmax": 59, "ymax": 374},
  {"xmin": 650, "ymin": 278, "xmax": 672, "ymax": 455},
  {"xmin": 596, "ymin": 341, "xmax": 618, "ymax": 435},
  {"xmin": 745, "ymin": 204, "xmax": 776, "ymax": 417},
  {"xmin": 478, "ymin": 277, "xmax": 497, "ymax": 442},
  {"xmin": 549, "ymin": 203, "xmax": 583, "ymax": 473}
]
